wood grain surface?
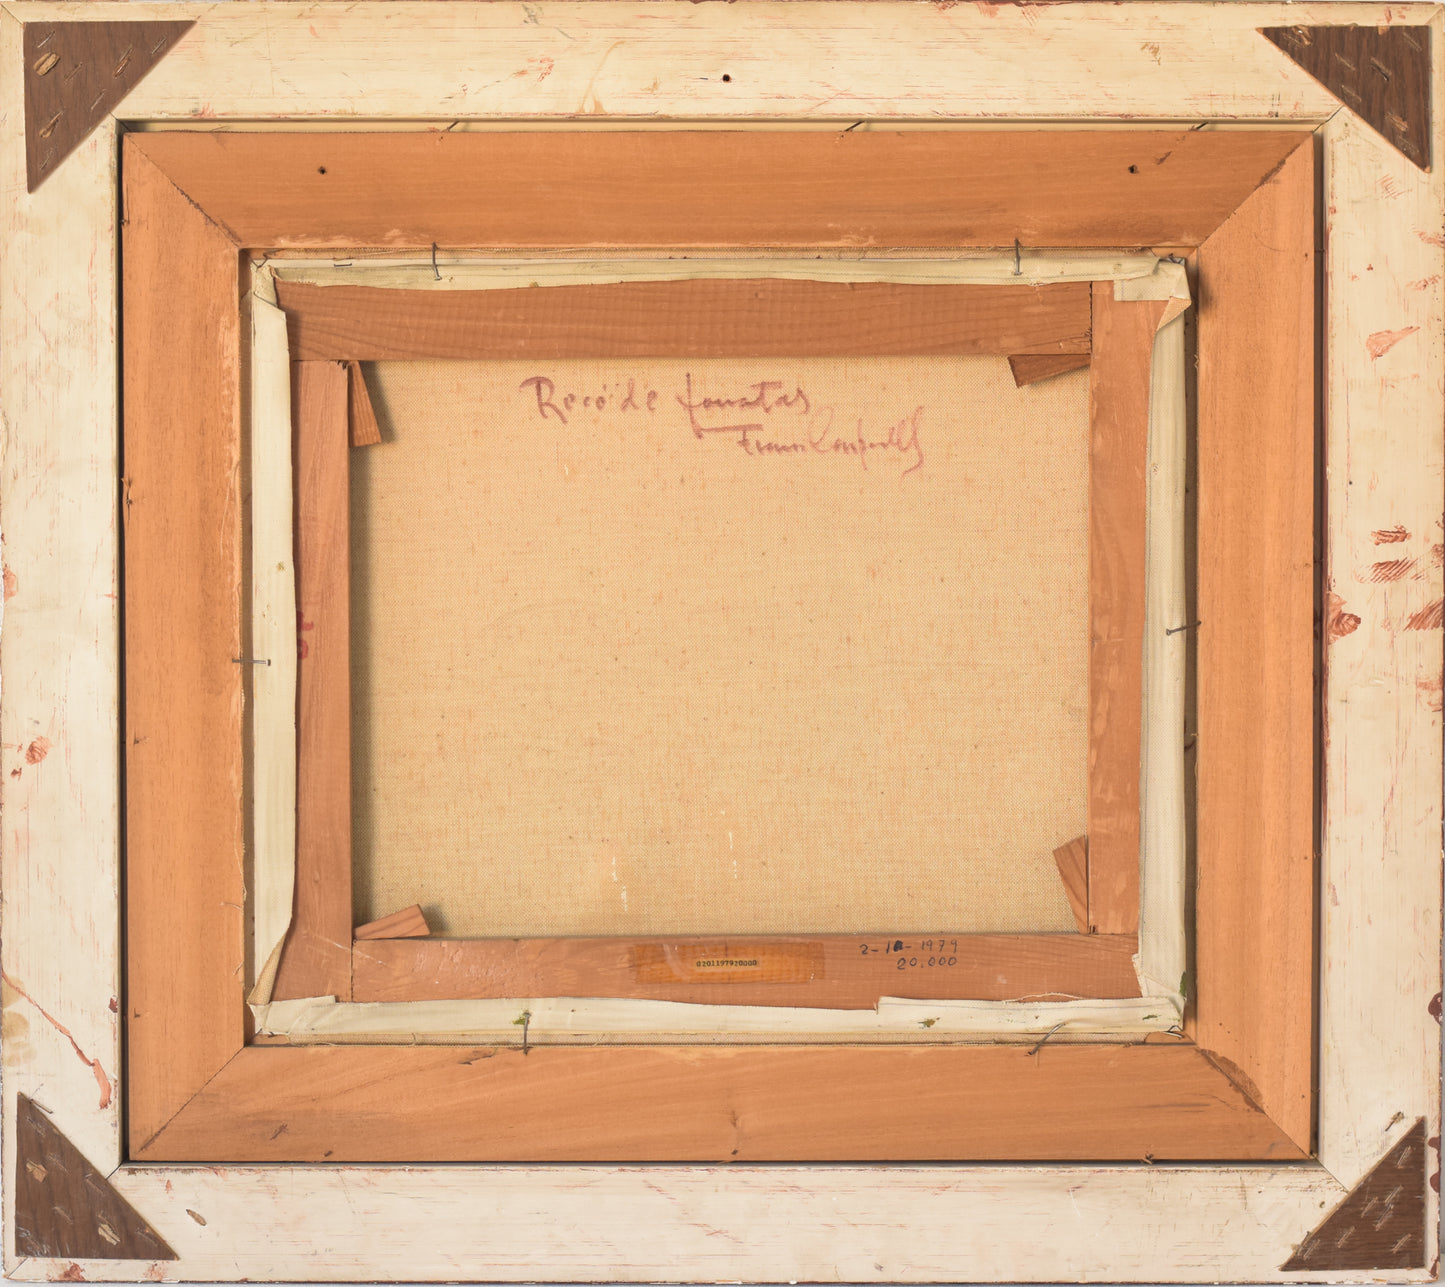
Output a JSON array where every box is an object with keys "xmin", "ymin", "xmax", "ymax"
[
  {"xmin": 1283, "ymin": 1118, "xmax": 1428, "ymax": 1270},
  {"xmin": 128, "ymin": 130, "xmax": 1313, "ymax": 250},
  {"xmin": 354, "ymin": 905, "xmax": 430, "ymax": 941},
  {"xmin": 1194, "ymin": 138, "xmax": 1316, "ymax": 1154},
  {"xmin": 1262, "ymin": 25, "xmax": 1432, "ymax": 170},
  {"xmin": 277, "ymin": 278, "xmax": 1092, "ymax": 360},
  {"xmin": 1009, "ymin": 353, "xmax": 1092, "ymax": 387},
  {"xmin": 1085, "ymin": 287, "xmax": 1165, "ymax": 934},
  {"xmin": 22, "ymin": 18, "xmax": 192, "ymax": 191},
  {"xmin": 134, "ymin": 1042, "xmax": 1306, "ymax": 1163},
  {"xmin": 122, "ymin": 138, "xmax": 246, "ymax": 1153},
  {"xmin": 272, "ymin": 360, "xmax": 353, "ymax": 1003},
  {"xmin": 351, "ymin": 932, "xmax": 1143, "ymax": 1006},
  {"xmin": 13, "ymin": 1094, "xmax": 175, "ymax": 1260},
  {"xmin": 118, "ymin": 121, "xmax": 1332, "ymax": 1179},
  {"xmin": 346, "ymin": 360, "xmax": 383, "ymax": 447},
  {"xmin": 1051, "ymin": 836, "xmax": 1091, "ymax": 935}
]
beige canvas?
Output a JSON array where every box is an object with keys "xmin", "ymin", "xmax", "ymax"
[{"xmin": 351, "ymin": 356, "xmax": 1088, "ymax": 937}]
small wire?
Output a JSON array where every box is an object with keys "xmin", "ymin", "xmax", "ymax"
[{"xmin": 1025, "ymin": 1021, "xmax": 1066, "ymax": 1056}]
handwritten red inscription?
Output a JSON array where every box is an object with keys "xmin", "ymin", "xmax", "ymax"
[
  {"xmin": 518, "ymin": 375, "xmax": 659, "ymax": 421},
  {"xmin": 518, "ymin": 372, "xmax": 925, "ymax": 479}
]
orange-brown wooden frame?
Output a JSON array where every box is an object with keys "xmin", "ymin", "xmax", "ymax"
[{"xmin": 123, "ymin": 128, "xmax": 1315, "ymax": 1163}]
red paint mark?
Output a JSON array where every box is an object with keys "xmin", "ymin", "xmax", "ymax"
[
  {"xmin": 1405, "ymin": 599, "xmax": 1444, "ymax": 631},
  {"xmin": 1369, "ymin": 557, "xmax": 1415, "ymax": 582},
  {"xmin": 3, "ymin": 566, "xmax": 16, "ymax": 599},
  {"xmin": 1381, "ymin": 174, "xmax": 1405, "ymax": 198},
  {"xmin": 1432, "ymin": 544, "xmax": 1444, "ymax": 567},
  {"xmin": 513, "ymin": 55, "xmax": 554, "ymax": 82},
  {"xmin": 1430, "ymin": 993, "xmax": 1442, "ymax": 1022},
  {"xmin": 1367, "ymin": 326, "xmax": 1421, "ymax": 358},
  {"xmin": 1418, "ymin": 229, "xmax": 1445, "ymax": 249},
  {"xmin": 57, "ymin": 1264, "xmax": 85, "ymax": 1282},
  {"xmin": 142, "ymin": 1266, "xmax": 164, "ymax": 1283},
  {"xmin": 1372, "ymin": 524, "xmax": 1412, "ymax": 544},
  {"xmin": 1408, "ymin": 276, "xmax": 1441, "ymax": 290},
  {"xmin": 108, "ymin": 996, "xmax": 118, "ymax": 1014},
  {"xmin": 1327, "ymin": 592, "xmax": 1362, "ymax": 641},
  {"xmin": 0, "ymin": 971, "xmax": 113, "ymax": 1109},
  {"xmin": 1420, "ymin": 678, "xmax": 1444, "ymax": 713},
  {"xmin": 25, "ymin": 736, "xmax": 51, "ymax": 765},
  {"xmin": 298, "ymin": 611, "xmax": 315, "ymax": 661}
]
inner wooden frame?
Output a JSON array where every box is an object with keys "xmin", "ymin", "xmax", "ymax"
[
  {"xmin": 123, "ymin": 128, "xmax": 1314, "ymax": 1162},
  {"xmin": 269, "ymin": 272, "xmax": 1143, "ymax": 1011}
]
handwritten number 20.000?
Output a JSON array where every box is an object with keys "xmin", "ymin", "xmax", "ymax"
[{"xmin": 858, "ymin": 940, "xmax": 960, "ymax": 967}]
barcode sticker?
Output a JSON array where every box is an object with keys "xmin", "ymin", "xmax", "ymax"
[{"xmin": 630, "ymin": 941, "xmax": 824, "ymax": 984}]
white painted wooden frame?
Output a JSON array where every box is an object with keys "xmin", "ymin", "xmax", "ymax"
[{"xmin": 1, "ymin": 3, "xmax": 1440, "ymax": 1281}]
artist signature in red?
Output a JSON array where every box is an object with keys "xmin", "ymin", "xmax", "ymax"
[
  {"xmin": 803, "ymin": 404, "xmax": 925, "ymax": 479},
  {"xmin": 679, "ymin": 373, "xmax": 925, "ymax": 479}
]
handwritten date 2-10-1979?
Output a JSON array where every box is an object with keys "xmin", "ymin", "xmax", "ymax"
[{"xmin": 517, "ymin": 372, "xmax": 925, "ymax": 479}]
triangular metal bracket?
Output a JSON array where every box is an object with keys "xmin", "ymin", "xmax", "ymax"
[
  {"xmin": 1260, "ymin": 25, "xmax": 1432, "ymax": 171},
  {"xmin": 23, "ymin": 19, "xmax": 194, "ymax": 192},
  {"xmin": 1282, "ymin": 1119, "xmax": 1428, "ymax": 1271},
  {"xmin": 13, "ymin": 1094, "xmax": 176, "ymax": 1261}
]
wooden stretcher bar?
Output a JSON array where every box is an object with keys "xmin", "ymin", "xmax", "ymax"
[{"xmin": 272, "ymin": 268, "xmax": 1146, "ymax": 1010}]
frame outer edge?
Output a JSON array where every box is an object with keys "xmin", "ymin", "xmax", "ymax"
[
  {"xmin": 2, "ymin": 0, "xmax": 1441, "ymax": 1279},
  {"xmin": 98, "ymin": 1162, "xmax": 1352, "ymax": 1284},
  {"xmin": 63, "ymin": 1, "xmax": 1363, "ymax": 123},
  {"xmin": 1316, "ymin": 12, "xmax": 1445, "ymax": 1205},
  {"xmin": 0, "ymin": 2, "xmax": 124, "ymax": 1264}
]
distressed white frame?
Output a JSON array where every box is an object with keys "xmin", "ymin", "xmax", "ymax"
[{"xmin": 0, "ymin": 3, "xmax": 1440, "ymax": 1281}]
